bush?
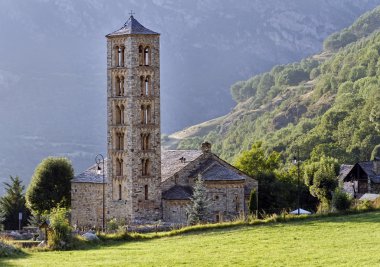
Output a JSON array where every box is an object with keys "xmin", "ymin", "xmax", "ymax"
[
  {"xmin": 48, "ymin": 207, "xmax": 72, "ymax": 250},
  {"xmin": 355, "ymin": 200, "xmax": 374, "ymax": 211},
  {"xmin": 332, "ymin": 188, "xmax": 352, "ymax": 211},
  {"xmin": 0, "ymin": 239, "xmax": 22, "ymax": 258}
]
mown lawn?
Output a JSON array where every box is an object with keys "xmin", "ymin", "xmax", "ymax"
[{"xmin": 2, "ymin": 212, "xmax": 380, "ymax": 266}]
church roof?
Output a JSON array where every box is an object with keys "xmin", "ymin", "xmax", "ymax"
[
  {"xmin": 161, "ymin": 150, "xmax": 203, "ymax": 182},
  {"xmin": 162, "ymin": 185, "xmax": 193, "ymax": 200},
  {"xmin": 199, "ymin": 162, "xmax": 245, "ymax": 181},
  {"xmin": 106, "ymin": 16, "xmax": 159, "ymax": 37},
  {"xmin": 72, "ymin": 161, "xmax": 108, "ymax": 184}
]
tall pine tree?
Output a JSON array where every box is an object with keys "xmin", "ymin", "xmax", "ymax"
[
  {"xmin": 186, "ymin": 175, "xmax": 210, "ymax": 225},
  {"xmin": 0, "ymin": 176, "xmax": 30, "ymax": 230}
]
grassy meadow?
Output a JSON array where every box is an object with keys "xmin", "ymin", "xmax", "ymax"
[{"xmin": 2, "ymin": 211, "xmax": 380, "ymax": 266}]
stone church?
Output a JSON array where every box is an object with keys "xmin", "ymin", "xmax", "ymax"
[{"xmin": 71, "ymin": 15, "xmax": 257, "ymax": 227}]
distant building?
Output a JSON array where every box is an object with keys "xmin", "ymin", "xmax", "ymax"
[
  {"xmin": 70, "ymin": 16, "xmax": 257, "ymax": 228},
  {"xmin": 339, "ymin": 157, "xmax": 380, "ymax": 198}
]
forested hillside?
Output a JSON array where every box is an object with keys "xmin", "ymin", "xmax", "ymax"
[{"xmin": 168, "ymin": 6, "xmax": 380, "ymax": 165}]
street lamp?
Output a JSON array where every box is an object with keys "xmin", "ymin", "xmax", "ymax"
[
  {"xmin": 95, "ymin": 154, "xmax": 105, "ymax": 232},
  {"xmin": 293, "ymin": 148, "xmax": 301, "ymax": 215}
]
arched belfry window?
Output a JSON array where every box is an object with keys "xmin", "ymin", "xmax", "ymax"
[
  {"xmin": 116, "ymin": 157, "xmax": 123, "ymax": 176},
  {"xmin": 115, "ymin": 105, "xmax": 121, "ymax": 125},
  {"xmin": 145, "ymin": 76, "xmax": 150, "ymax": 96},
  {"xmin": 140, "ymin": 76, "xmax": 145, "ymax": 95},
  {"xmin": 119, "ymin": 76, "xmax": 124, "ymax": 96},
  {"xmin": 139, "ymin": 45, "xmax": 144, "ymax": 66},
  {"xmin": 114, "ymin": 46, "xmax": 119, "ymax": 67},
  {"xmin": 119, "ymin": 46, "xmax": 125, "ymax": 67},
  {"xmin": 144, "ymin": 47, "xmax": 150, "ymax": 66},
  {"xmin": 115, "ymin": 76, "xmax": 121, "ymax": 96},
  {"xmin": 118, "ymin": 184, "xmax": 122, "ymax": 200},
  {"xmin": 140, "ymin": 133, "xmax": 150, "ymax": 151}
]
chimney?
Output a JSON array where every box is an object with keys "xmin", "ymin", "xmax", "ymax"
[
  {"xmin": 374, "ymin": 157, "xmax": 380, "ymax": 175},
  {"xmin": 201, "ymin": 142, "xmax": 212, "ymax": 154}
]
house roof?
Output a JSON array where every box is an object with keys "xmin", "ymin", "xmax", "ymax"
[
  {"xmin": 161, "ymin": 150, "xmax": 203, "ymax": 182},
  {"xmin": 106, "ymin": 16, "xmax": 159, "ymax": 37},
  {"xmin": 338, "ymin": 164, "xmax": 354, "ymax": 181},
  {"xmin": 340, "ymin": 161, "xmax": 380, "ymax": 183},
  {"xmin": 162, "ymin": 185, "xmax": 193, "ymax": 200},
  {"xmin": 72, "ymin": 161, "xmax": 108, "ymax": 184}
]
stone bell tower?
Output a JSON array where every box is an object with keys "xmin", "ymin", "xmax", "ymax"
[{"xmin": 106, "ymin": 15, "xmax": 161, "ymax": 223}]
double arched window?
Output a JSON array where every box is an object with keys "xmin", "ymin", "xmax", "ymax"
[
  {"xmin": 140, "ymin": 133, "xmax": 150, "ymax": 151},
  {"xmin": 140, "ymin": 105, "xmax": 152, "ymax": 124},
  {"xmin": 115, "ymin": 75, "xmax": 124, "ymax": 96},
  {"xmin": 141, "ymin": 158, "xmax": 150, "ymax": 176},
  {"xmin": 139, "ymin": 45, "xmax": 151, "ymax": 66},
  {"xmin": 115, "ymin": 104, "xmax": 124, "ymax": 125},
  {"xmin": 116, "ymin": 157, "xmax": 123, "ymax": 176},
  {"xmin": 114, "ymin": 45, "xmax": 125, "ymax": 67},
  {"xmin": 115, "ymin": 132, "xmax": 124, "ymax": 150},
  {"xmin": 140, "ymin": 75, "xmax": 152, "ymax": 96}
]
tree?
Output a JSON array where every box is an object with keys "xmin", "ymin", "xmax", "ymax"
[
  {"xmin": 371, "ymin": 144, "xmax": 380, "ymax": 160},
  {"xmin": 0, "ymin": 176, "xmax": 30, "ymax": 230},
  {"xmin": 234, "ymin": 142, "xmax": 280, "ymax": 177},
  {"xmin": 304, "ymin": 156, "xmax": 339, "ymax": 210},
  {"xmin": 26, "ymin": 157, "xmax": 73, "ymax": 214},
  {"xmin": 186, "ymin": 175, "xmax": 210, "ymax": 225}
]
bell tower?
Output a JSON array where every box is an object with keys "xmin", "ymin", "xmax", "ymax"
[{"xmin": 106, "ymin": 15, "xmax": 161, "ymax": 223}]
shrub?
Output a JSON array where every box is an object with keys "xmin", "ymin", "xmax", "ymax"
[
  {"xmin": 332, "ymin": 188, "xmax": 352, "ymax": 211},
  {"xmin": 355, "ymin": 200, "xmax": 374, "ymax": 211},
  {"xmin": 0, "ymin": 239, "xmax": 22, "ymax": 258},
  {"xmin": 107, "ymin": 218, "xmax": 119, "ymax": 232},
  {"xmin": 48, "ymin": 207, "xmax": 72, "ymax": 250}
]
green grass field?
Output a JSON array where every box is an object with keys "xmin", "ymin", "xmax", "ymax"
[{"xmin": 2, "ymin": 212, "xmax": 380, "ymax": 266}]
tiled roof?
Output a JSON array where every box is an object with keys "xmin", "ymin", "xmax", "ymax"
[
  {"xmin": 200, "ymin": 162, "xmax": 245, "ymax": 181},
  {"xmin": 161, "ymin": 150, "xmax": 203, "ymax": 181},
  {"xmin": 72, "ymin": 160, "xmax": 108, "ymax": 184},
  {"xmin": 107, "ymin": 16, "xmax": 159, "ymax": 37},
  {"xmin": 162, "ymin": 185, "xmax": 193, "ymax": 200},
  {"xmin": 338, "ymin": 164, "xmax": 354, "ymax": 181}
]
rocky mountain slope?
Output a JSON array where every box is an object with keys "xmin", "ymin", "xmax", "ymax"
[{"xmin": 168, "ymin": 6, "xmax": 380, "ymax": 165}]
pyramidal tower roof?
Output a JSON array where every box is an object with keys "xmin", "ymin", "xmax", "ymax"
[{"xmin": 106, "ymin": 16, "xmax": 159, "ymax": 37}]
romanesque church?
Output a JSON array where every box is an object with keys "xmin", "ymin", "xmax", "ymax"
[{"xmin": 71, "ymin": 15, "xmax": 257, "ymax": 227}]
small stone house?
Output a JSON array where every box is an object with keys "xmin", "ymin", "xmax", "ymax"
[{"xmin": 339, "ymin": 157, "xmax": 380, "ymax": 197}]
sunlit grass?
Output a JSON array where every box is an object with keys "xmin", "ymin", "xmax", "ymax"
[{"xmin": 2, "ymin": 212, "xmax": 380, "ymax": 266}]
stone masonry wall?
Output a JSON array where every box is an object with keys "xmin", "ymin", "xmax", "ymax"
[{"xmin": 107, "ymin": 34, "xmax": 161, "ymax": 224}]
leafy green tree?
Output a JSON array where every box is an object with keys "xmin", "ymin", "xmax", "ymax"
[
  {"xmin": 0, "ymin": 176, "xmax": 30, "ymax": 230},
  {"xmin": 332, "ymin": 188, "xmax": 352, "ymax": 211},
  {"xmin": 234, "ymin": 142, "xmax": 280, "ymax": 177},
  {"xmin": 26, "ymin": 157, "xmax": 73, "ymax": 214},
  {"xmin": 304, "ymin": 157, "xmax": 339, "ymax": 208},
  {"xmin": 371, "ymin": 145, "xmax": 380, "ymax": 160},
  {"xmin": 186, "ymin": 175, "xmax": 210, "ymax": 225}
]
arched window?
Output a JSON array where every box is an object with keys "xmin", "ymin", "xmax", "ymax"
[
  {"xmin": 114, "ymin": 46, "xmax": 119, "ymax": 67},
  {"xmin": 147, "ymin": 105, "xmax": 151, "ymax": 124},
  {"xmin": 115, "ymin": 132, "xmax": 120, "ymax": 150},
  {"xmin": 115, "ymin": 105, "xmax": 121, "ymax": 124},
  {"xmin": 119, "ymin": 76, "xmax": 124, "ymax": 96},
  {"xmin": 140, "ymin": 105, "xmax": 145, "ymax": 124},
  {"xmin": 139, "ymin": 45, "xmax": 144, "ymax": 66},
  {"xmin": 145, "ymin": 159, "xmax": 150, "ymax": 176},
  {"xmin": 116, "ymin": 132, "xmax": 124, "ymax": 150},
  {"xmin": 144, "ymin": 47, "xmax": 150, "ymax": 66},
  {"xmin": 145, "ymin": 134, "xmax": 150, "ymax": 150},
  {"xmin": 140, "ymin": 76, "xmax": 145, "ymax": 96},
  {"xmin": 145, "ymin": 76, "xmax": 150, "ymax": 96},
  {"xmin": 120, "ymin": 104, "xmax": 124, "ymax": 125},
  {"xmin": 118, "ymin": 184, "xmax": 122, "ymax": 200},
  {"xmin": 115, "ymin": 76, "xmax": 121, "ymax": 96},
  {"xmin": 120, "ymin": 46, "xmax": 125, "ymax": 67},
  {"xmin": 144, "ymin": 185, "xmax": 148, "ymax": 200},
  {"xmin": 116, "ymin": 158, "xmax": 123, "ymax": 176}
]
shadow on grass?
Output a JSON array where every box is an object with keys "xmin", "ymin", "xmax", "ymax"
[{"xmin": 0, "ymin": 251, "xmax": 29, "ymax": 267}]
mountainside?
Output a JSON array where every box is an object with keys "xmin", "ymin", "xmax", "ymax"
[
  {"xmin": 1, "ymin": 0, "xmax": 380, "ymax": 194},
  {"xmin": 168, "ymin": 6, "xmax": 380, "ymax": 164}
]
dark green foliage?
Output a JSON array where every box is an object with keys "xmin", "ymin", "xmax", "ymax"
[
  {"xmin": 371, "ymin": 145, "xmax": 380, "ymax": 160},
  {"xmin": 248, "ymin": 189, "xmax": 257, "ymax": 214},
  {"xmin": 48, "ymin": 207, "xmax": 73, "ymax": 249},
  {"xmin": 26, "ymin": 157, "xmax": 73, "ymax": 215},
  {"xmin": 186, "ymin": 176, "xmax": 210, "ymax": 225},
  {"xmin": 0, "ymin": 176, "xmax": 30, "ymax": 230},
  {"xmin": 303, "ymin": 157, "xmax": 339, "ymax": 205},
  {"xmin": 332, "ymin": 188, "xmax": 352, "ymax": 211},
  {"xmin": 324, "ymin": 6, "xmax": 380, "ymax": 50}
]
